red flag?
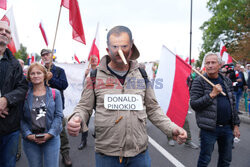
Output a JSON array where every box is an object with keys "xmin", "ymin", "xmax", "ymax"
[
  {"xmin": 155, "ymin": 46, "xmax": 192, "ymax": 127},
  {"xmin": 31, "ymin": 53, "xmax": 35, "ymax": 63},
  {"xmin": 185, "ymin": 57, "xmax": 195, "ymax": 64},
  {"xmin": 61, "ymin": 0, "xmax": 86, "ymax": 44},
  {"xmin": 220, "ymin": 41, "xmax": 233, "ymax": 64},
  {"xmin": 39, "ymin": 22, "xmax": 49, "ymax": 46},
  {"xmin": 74, "ymin": 54, "xmax": 81, "ymax": 64},
  {"xmin": 1, "ymin": 7, "xmax": 20, "ymax": 54},
  {"xmin": 0, "ymin": 0, "xmax": 6, "ymax": 10},
  {"xmin": 88, "ymin": 23, "xmax": 100, "ymax": 65}
]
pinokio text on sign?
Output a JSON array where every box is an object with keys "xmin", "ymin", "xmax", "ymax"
[{"xmin": 104, "ymin": 94, "xmax": 143, "ymax": 110}]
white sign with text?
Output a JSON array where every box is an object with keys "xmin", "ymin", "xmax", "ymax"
[{"xmin": 104, "ymin": 94, "xmax": 143, "ymax": 110}]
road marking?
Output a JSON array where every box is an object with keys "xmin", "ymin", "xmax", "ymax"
[{"xmin": 148, "ymin": 136, "xmax": 185, "ymax": 167}]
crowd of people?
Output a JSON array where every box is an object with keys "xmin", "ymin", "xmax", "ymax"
[{"xmin": 0, "ymin": 20, "xmax": 249, "ymax": 167}]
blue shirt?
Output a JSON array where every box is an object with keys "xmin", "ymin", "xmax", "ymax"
[{"xmin": 209, "ymin": 76, "xmax": 232, "ymax": 125}]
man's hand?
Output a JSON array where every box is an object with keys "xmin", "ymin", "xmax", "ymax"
[
  {"xmin": 0, "ymin": 107, "xmax": 9, "ymax": 118},
  {"xmin": 236, "ymin": 78, "xmax": 242, "ymax": 82},
  {"xmin": 0, "ymin": 97, "xmax": 8, "ymax": 111},
  {"xmin": 67, "ymin": 116, "xmax": 82, "ymax": 136},
  {"xmin": 47, "ymin": 72, "xmax": 53, "ymax": 81},
  {"xmin": 209, "ymin": 84, "xmax": 222, "ymax": 99},
  {"xmin": 172, "ymin": 127, "xmax": 187, "ymax": 144},
  {"xmin": 233, "ymin": 125, "xmax": 240, "ymax": 138}
]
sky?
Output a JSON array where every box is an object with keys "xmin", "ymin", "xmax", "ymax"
[{"xmin": 0, "ymin": 0, "xmax": 212, "ymax": 63}]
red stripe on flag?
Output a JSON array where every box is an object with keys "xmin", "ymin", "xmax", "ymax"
[
  {"xmin": 166, "ymin": 55, "xmax": 192, "ymax": 127},
  {"xmin": 61, "ymin": 0, "xmax": 86, "ymax": 44},
  {"xmin": 0, "ymin": 0, "xmax": 6, "ymax": 10},
  {"xmin": 74, "ymin": 54, "xmax": 81, "ymax": 64},
  {"xmin": 220, "ymin": 45, "xmax": 227, "ymax": 56},
  {"xmin": 61, "ymin": 0, "xmax": 69, "ymax": 8},
  {"xmin": 88, "ymin": 38, "xmax": 100, "ymax": 65},
  {"xmin": 39, "ymin": 22, "xmax": 49, "ymax": 46}
]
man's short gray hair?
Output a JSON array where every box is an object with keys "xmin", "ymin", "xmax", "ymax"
[
  {"xmin": 107, "ymin": 26, "xmax": 133, "ymax": 45},
  {"xmin": 203, "ymin": 52, "xmax": 222, "ymax": 64}
]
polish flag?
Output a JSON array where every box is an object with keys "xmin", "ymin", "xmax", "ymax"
[
  {"xmin": 31, "ymin": 53, "xmax": 35, "ymax": 63},
  {"xmin": 61, "ymin": 0, "xmax": 86, "ymax": 44},
  {"xmin": 1, "ymin": 7, "xmax": 20, "ymax": 54},
  {"xmin": 220, "ymin": 41, "xmax": 233, "ymax": 64},
  {"xmin": 39, "ymin": 21, "xmax": 49, "ymax": 46},
  {"xmin": 88, "ymin": 23, "xmax": 100, "ymax": 65},
  {"xmin": 74, "ymin": 54, "xmax": 81, "ymax": 64},
  {"xmin": 0, "ymin": 0, "xmax": 6, "ymax": 10},
  {"xmin": 154, "ymin": 45, "xmax": 192, "ymax": 127}
]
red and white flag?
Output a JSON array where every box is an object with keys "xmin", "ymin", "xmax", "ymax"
[
  {"xmin": 220, "ymin": 41, "xmax": 232, "ymax": 64},
  {"xmin": 74, "ymin": 53, "xmax": 80, "ymax": 64},
  {"xmin": 39, "ymin": 21, "xmax": 49, "ymax": 46},
  {"xmin": 1, "ymin": 7, "xmax": 20, "ymax": 54},
  {"xmin": 154, "ymin": 45, "xmax": 192, "ymax": 127},
  {"xmin": 61, "ymin": 0, "xmax": 86, "ymax": 45},
  {"xmin": 0, "ymin": 0, "xmax": 6, "ymax": 10},
  {"xmin": 88, "ymin": 23, "xmax": 100, "ymax": 65}
]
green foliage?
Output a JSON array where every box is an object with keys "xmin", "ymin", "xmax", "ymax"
[
  {"xmin": 198, "ymin": 0, "xmax": 250, "ymax": 65},
  {"xmin": 14, "ymin": 44, "xmax": 28, "ymax": 64},
  {"xmin": 14, "ymin": 44, "xmax": 41, "ymax": 65}
]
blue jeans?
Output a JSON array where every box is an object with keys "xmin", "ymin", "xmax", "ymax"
[
  {"xmin": 23, "ymin": 135, "xmax": 60, "ymax": 167},
  {"xmin": 0, "ymin": 130, "xmax": 20, "ymax": 167},
  {"xmin": 198, "ymin": 125, "xmax": 234, "ymax": 167},
  {"xmin": 95, "ymin": 149, "xmax": 151, "ymax": 167},
  {"xmin": 234, "ymin": 88, "xmax": 243, "ymax": 112}
]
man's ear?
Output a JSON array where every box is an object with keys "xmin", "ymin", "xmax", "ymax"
[{"xmin": 106, "ymin": 48, "xmax": 109, "ymax": 54}]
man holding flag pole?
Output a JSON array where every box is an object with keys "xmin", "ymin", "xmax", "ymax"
[{"xmin": 190, "ymin": 52, "xmax": 240, "ymax": 167}]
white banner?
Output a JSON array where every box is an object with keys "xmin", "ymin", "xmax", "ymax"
[{"xmin": 104, "ymin": 94, "xmax": 143, "ymax": 111}]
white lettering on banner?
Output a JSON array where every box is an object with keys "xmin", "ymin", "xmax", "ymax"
[{"xmin": 104, "ymin": 94, "xmax": 143, "ymax": 110}]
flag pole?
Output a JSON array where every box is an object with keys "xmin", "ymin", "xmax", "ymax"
[
  {"xmin": 189, "ymin": 0, "xmax": 193, "ymax": 65},
  {"xmin": 164, "ymin": 46, "xmax": 226, "ymax": 96},
  {"xmin": 49, "ymin": 5, "xmax": 62, "ymax": 72},
  {"xmin": 46, "ymin": 5, "xmax": 62, "ymax": 85}
]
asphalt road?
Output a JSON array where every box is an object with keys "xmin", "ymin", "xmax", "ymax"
[{"xmin": 16, "ymin": 111, "xmax": 250, "ymax": 167}]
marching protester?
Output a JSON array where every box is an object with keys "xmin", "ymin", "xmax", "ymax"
[
  {"xmin": 67, "ymin": 25, "xmax": 187, "ymax": 167},
  {"xmin": 230, "ymin": 63, "xmax": 247, "ymax": 114},
  {"xmin": 21, "ymin": 63, "xmax": 63, "ymax": 167},
  {"xmin": 190, "ymin": 52, "xmax": 240, "ymax": 167},
  {"xmin": 40, "ymin": 49, "xmax": 72, "ymax": 166},
  {"xmin": 78, "ymin": 54, "xmax": 99, "ymax": 150},
  {"xmin": 0, "ymin": 21, "xmax": 28, "ymax": 167}
]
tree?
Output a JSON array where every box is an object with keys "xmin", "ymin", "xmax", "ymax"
[
  {"xmin": 14, "ymin": 44, "xmax": 41, "ymax": 65},
  {"xmin": 198, "ymin": 0, "xmax": 249, "ymax": 66},
  {"xmin": 14, "ymin": 44, "xmax": 28, "ymax": 64}
]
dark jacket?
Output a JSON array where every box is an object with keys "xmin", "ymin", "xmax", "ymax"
[
  {"xmin": 48, "ymin": 64, "xmax": 68, "ymax": 109},
  {"xmin": 190, "ymin": 73, "xmax": 240, "ymax": 131},
  {"xmin": 0, "ymin": 48, "xmax": 28, "ymax": 135}
]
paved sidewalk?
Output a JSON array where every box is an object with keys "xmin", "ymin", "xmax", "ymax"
[{"xmin": 238, "ymin": 111, "xmax": 250, "ymax": 124}]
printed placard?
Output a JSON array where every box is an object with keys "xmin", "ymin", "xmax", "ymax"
[{"xmin": 104, "ymin": 94, "xmax": 143, "ymax": 110}]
